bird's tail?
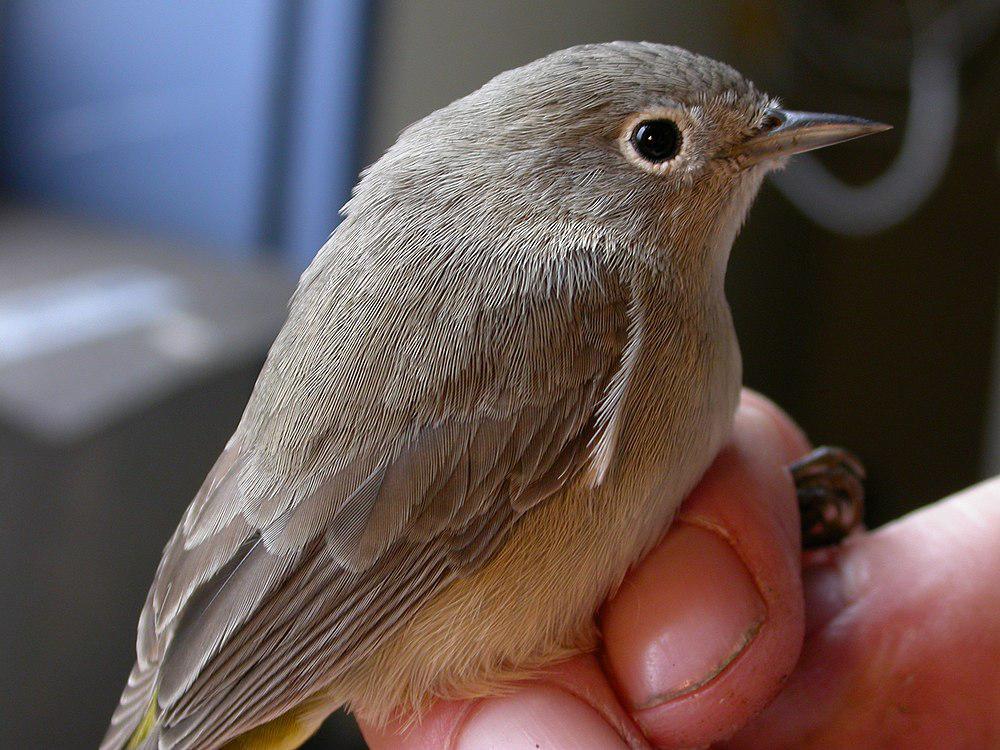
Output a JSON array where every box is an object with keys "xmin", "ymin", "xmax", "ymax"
[{"xmin": 99, "ymin": 662, "xmax": 159, "ymax": 750}]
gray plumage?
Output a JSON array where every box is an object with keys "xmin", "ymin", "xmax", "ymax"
[{"xmin": 103, "ymin": 41, "xmax": 798, "ymax": 749}]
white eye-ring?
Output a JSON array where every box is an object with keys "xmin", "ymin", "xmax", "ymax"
[{"xmin": 618, "ymin": 107, "xmax": 695, "ymax": 175}]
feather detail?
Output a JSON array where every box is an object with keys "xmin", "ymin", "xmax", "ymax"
[
  {"xmin": 586, "ymin": 276, "xmax": 645, "ymax": 486},
  {"xmin": 100, "ymin": 233, "xmax": 629, "ymax": 750}
]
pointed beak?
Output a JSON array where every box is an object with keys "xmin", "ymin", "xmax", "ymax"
[{"xmin": 735, "ymin": 108, "xmax": 891, "ymax": 164}]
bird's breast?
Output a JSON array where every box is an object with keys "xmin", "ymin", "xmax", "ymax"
[
  {"xmin": 595, "ymin": 288, "xmax": 742, "ymax": 565},
  {"xmin": 336, "ymin": 296, "xmax": 742, "ymax": 716}
]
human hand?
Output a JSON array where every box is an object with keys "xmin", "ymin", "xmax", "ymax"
[{"xmin": 360, "ymin": 391, "xmax": 1000, "ymax": 749}]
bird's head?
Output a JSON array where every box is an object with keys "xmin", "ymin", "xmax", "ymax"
[{"xmin": 344, "ymin": 42, "xmax": 888, "ymax": 282}]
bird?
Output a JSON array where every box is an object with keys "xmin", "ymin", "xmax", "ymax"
[{"xmin": 101, "ymin": 42, "xmax": 888, "ymax": 750}]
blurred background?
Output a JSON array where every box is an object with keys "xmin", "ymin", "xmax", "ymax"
[{"xmin": 1, "ymin": 1, "xmax": 997, "ymax": 747}]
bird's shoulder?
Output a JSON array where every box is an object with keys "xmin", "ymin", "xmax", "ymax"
[{"xmin": 241, "ymin": 228, "xmax": 634, "ymax": 470}]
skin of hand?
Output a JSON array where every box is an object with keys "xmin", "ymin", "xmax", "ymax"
[{"xmin": 361, "ymin": 391, "xmax": 1000, "ymax": 750}]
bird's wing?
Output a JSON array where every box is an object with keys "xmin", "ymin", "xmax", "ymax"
[{"xmin": 102, "ymin": 244, "xmax": 633, "ymax": 750}]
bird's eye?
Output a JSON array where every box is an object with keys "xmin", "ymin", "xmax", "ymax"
[{"xmin": 631, "ymin": 119, "xmax": 682, "ymax": 163}]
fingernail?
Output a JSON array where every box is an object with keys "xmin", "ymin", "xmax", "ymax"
[
  {"xmin": 604, "ymin": 523, "xmax": 766, "ymax": 710},
  {"xmin": 455, "ymin": 686, "xmax": 630, "ymax": 749}
]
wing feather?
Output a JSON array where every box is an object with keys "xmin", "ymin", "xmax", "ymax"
[{"xmin": 101, "ymin": 241, "xmax": 633, "ymax": 750}]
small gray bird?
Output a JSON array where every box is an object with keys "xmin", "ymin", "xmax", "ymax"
[{"xmin": 102, "ymin": 42, "xmax": 885, "ymax": 750}]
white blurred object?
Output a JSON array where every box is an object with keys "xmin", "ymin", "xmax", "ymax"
[
  {"xmin": 0, "ymin": 270, "xmax": 186, "ymax": 366},
  {"xmin": 0, "ymin": 207, "xmax": 293, "ymax": 439},
  {"xmin": 771, "ymin": 0, "xmax": 999, "ymax": 236}
]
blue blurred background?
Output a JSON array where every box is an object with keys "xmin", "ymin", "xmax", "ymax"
[
  {"xmin": 1, "ymin": 0, "xmax": 369, "ymax": 269},
  {"xmin": 0, "ymin": 1, "xmax": 997, "ymax": 748}
]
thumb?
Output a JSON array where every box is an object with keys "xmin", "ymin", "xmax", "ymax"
[{"xmin": 599, "ymin": 391, "xmax": 809, "ymax": 748}]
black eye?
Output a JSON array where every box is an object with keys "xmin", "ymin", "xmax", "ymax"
[{"xmin": 631, "ymin": 119, "xmax": 682, "ymax": 163}]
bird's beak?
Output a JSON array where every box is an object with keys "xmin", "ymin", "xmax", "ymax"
[{"xmin": 735, "ymin": 108, "xmax": 891, "ymax": 164}]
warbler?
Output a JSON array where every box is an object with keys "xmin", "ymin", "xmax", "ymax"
[{"xmin": 102, "ymin": 42, "xmax": 886, "ymax": 749}]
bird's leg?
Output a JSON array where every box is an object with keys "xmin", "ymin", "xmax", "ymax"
[{"xmin": 791, "ymin": 446, "xmax": 866, "ymax": 549}]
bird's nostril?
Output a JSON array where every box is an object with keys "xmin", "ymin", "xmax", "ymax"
[{"xmin": 760, "ymin": 111, "xmax": 785, "ymax": 131}]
